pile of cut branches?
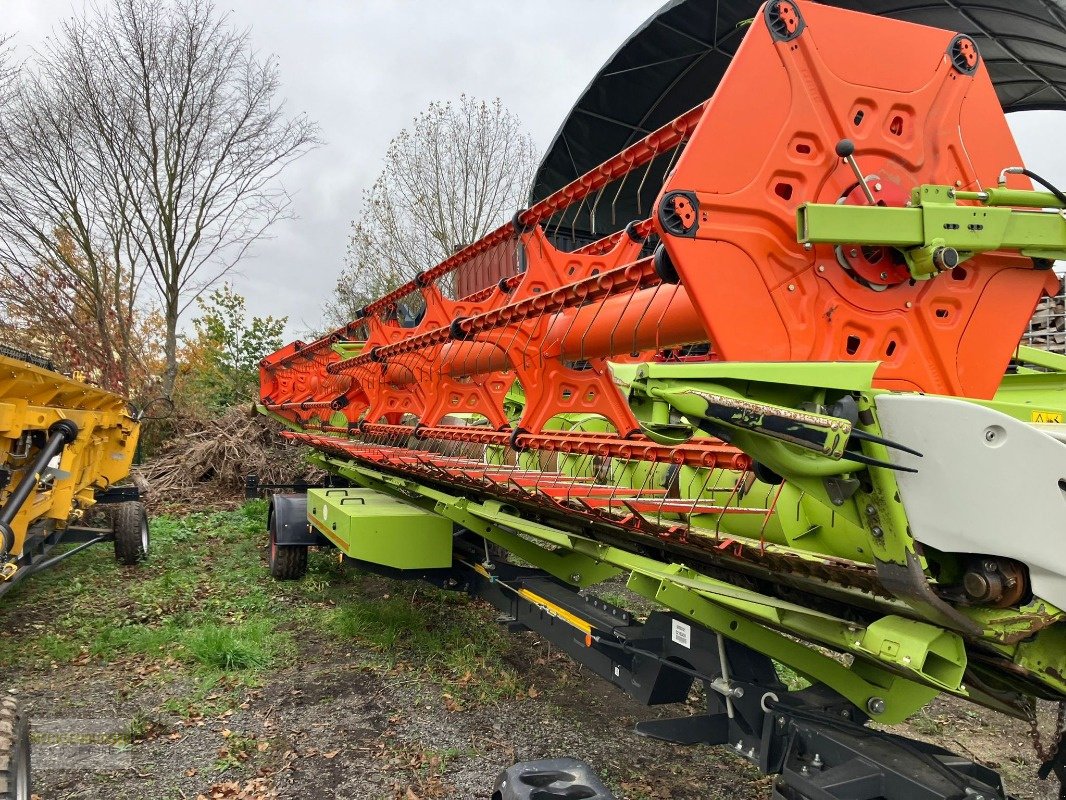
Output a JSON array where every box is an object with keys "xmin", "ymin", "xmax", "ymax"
[{"xmin": 133, "ymin": 406, "xmax": 323, "ymax": 511}]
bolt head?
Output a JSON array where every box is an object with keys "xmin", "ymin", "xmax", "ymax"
[
  {"xmin": 867, "ymin": 697, "xmax": 886, "ymax": 715},
  {"xmin": 871, "ymin": 526, "xmax": 884, "ymax": 538}
]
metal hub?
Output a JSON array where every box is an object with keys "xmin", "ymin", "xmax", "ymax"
[{"xmin": 835, "ymin": 178, "xmax": 911, "ymax": 289}]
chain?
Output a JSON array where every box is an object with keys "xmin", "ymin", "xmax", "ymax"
[{"xmin": 1030, "ymin": 700, "xmax": 1066, "ymax": 763}]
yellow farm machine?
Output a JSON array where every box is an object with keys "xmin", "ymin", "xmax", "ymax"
[{"xmin": 0, "ymin": 345, "xmax": 147, "ymax": 798}]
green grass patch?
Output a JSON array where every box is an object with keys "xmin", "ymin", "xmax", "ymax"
[
  {"xmin": 185, "ymin": 621, "xmax": 286, "ymax": 671},
  {"xmin": 328, "ymin": 581, "xmax": 523, "ymax": 703},
  {"xmin": 773, "ymin": 660, "xmax": 812, "ymax": 690},
  {"xmin": 0, "ymin": 497, "xmax": 524, "ymax": 709},
  {"xmin": 0, "ymin": 501, "xmax": 289, "ymax": 674}
]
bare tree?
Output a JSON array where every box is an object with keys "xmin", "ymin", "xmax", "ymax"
[
  {"xmin": 328, "ymin": 95, "xmax": 537, "ymax": 326},
  {"xmin": 0, "ymin": 36, "xmax": 148, "ymax": 391},
  {"xmin": 32, "ymin": 0, "xmax": 319, "ymax": 397},
  {"xmin": 0, "ymin": 35, "xmax": 15, "ymax": 99}
]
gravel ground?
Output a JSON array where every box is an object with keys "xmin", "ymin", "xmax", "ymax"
[
  {"xmin": 16, "ymin": 631, "xmax": 768, "ymax": 800},
  {"xmin": 1, "ymin": 504, "xmax": 1060, "ymax": 800},
  {"xmin": 14, "ymin": 621, "xmax": 1063, "ymax": 800}
]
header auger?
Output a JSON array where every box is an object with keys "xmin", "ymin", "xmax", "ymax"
[{"xmin": 259, "ymin": 3, "xmax": 1066, "ymax": 798}]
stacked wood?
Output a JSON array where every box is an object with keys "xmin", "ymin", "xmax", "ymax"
[
  {"xmin": 132, "ymin": 406, "xmax": 323, "ymax": 510},
  {"xmin": 1025, "ymin": 275, "xmax": 1066, "ymax": 353}
]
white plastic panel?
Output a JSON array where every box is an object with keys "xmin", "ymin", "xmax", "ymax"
[{"xmin": 876, "ymin": 394, "xmax": 1066, "ymax": 610}]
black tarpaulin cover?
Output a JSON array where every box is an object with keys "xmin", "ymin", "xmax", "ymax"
[{"xmin": 531, "ymin": 0, "xmax": 1066, "ymax": 236}]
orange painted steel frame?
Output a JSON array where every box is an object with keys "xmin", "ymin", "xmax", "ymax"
[
  {"xmin": 656, "ymin": 0, "xmax": 1057, "ymax": 398},
  {"xmin": 261, "ymin": 0, "xmax": 1054, "ymax": 440}
]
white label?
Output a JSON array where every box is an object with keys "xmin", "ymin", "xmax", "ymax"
[
  {"xmin": 671, "ymin": 619, "xmax": 691, "ymax": 649},
  {"xmin": 323, "ymin": 505, "xmax": 328, "ymax": 520}
]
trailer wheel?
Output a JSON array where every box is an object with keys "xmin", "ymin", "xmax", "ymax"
[
  {"xmin": 268, "ymin": 514, "xmax": 307, "ymax": 580},
  {"xmin": 112, "ymin": 501, "xmax": 149, "ymax": 565},
  {"xmin": 0, "ymin": 694, "xmax": 30, "ymax": 800}
]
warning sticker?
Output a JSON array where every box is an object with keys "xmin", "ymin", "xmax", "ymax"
[
  {"xmin": 671, "ymin": 619, "xmax": 691, "ymax": 649},
  {"xmin": 1031, "ymin": 410, "xmax": 1064, "ymax": 424}
]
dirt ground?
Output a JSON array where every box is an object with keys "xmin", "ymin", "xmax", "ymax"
[
  {"xmin": 14, "ymin": 637, "xmax": 777, "ymax": 800},
  {"xmin": 0, "ymin": 504, "xmax": 1060, "ymax": 800}
]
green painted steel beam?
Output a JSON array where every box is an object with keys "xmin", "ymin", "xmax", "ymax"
[
  {"xmin": 797, "ymin": 183, "xmax": 1066, "ymax": 276},
  {"xmin": 331, "ymin": 342, "xmax": 366, "ymax": 360},
  {"xmin": 632, "ymin": 576, "xmax": 939, "ymax": 724},
  {"xmin": 1013, "ymin": 345, "xmax": 1066, "ymax": 374},
  {"xmin": 329, "ymin": 456, "xmax": 620, "ymax": 588},
  {"xmin": 628, "ymin": 361, "xmax": 879, "ymax": 392},
  {"xmin": 307, "ymin": 487, "xmax": 453, "ymax": 568},
  {"xmin": 315, "ymin": 454, "xmax": 959, "ymax": 723},
  {"xmin": 953, "ymin": 187, "xmax": 1065, "ymax": 208}
]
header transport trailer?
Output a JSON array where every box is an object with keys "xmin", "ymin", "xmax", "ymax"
[
  {"xmin": 259, "ymin": 2, "xmax": 1066, "ymax": 798},
  {"xmin": 0, "ymin": 346, "xmax": 148, "ymax": 799}
]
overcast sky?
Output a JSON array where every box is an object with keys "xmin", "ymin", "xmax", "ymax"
[{"xmin": 7, "ymin": 1, "xmax": 1066, "ymax": 339}]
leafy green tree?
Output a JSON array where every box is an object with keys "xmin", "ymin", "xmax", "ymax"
[{"xmin": 180, "ymin": 284, "xmax": 286, "ymax": 411}]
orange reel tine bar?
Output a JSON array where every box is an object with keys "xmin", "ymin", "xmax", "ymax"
[{"xmin": 274, "ymin": 102, "xmax": 706, "ymax": 375}]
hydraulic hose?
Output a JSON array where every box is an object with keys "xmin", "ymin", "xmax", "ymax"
[
  {"xmin": 0, "ymin": 419, "xmax": 79, "ymax": 558},
  {"xmin": 1000, "ymin": 166, "xmax": 1066, "ymax": 207}
]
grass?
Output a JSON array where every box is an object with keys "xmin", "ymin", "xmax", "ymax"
[
  {"xmin": 328, "ymin": 583, "xmax": 524, "ymax": 704},
  {"xmin": 1, "ymin": 501, "xmax": 291, "ymax": 667},
  {"xmin": 184, "ymin": 621, "xmax": 282, "ymax": 671},
  {"xmin": 0, "ymin": 497, "xmax": 525, "ymax": 711},
  {"xmin": 773, "ymin": 661, "xmax": 812, "ymax": 690},
  {"xmin": 907, "ymin": 708, "xmax": 945, "ymax": 736}
]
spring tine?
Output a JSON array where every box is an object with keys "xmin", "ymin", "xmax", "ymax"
[
  {"xmin": 849, "ymin": 427, "xmax": 923, "ymax": 458},
  {"xmin": 634, "ymin": 143, "xmax": 659, "ymax": 217},
  {"xmin": 845, "ymin": 450, "xmax": 919, "ymax": 473}
]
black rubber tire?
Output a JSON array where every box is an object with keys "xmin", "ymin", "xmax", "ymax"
[
  {"xmin": 0, "ymin": 694, "xmax": 31, "ymax": 800},
  {"xmin": 268, "ymin": 514, "xmax": 307, "ymax": 580},
  {"xmin": 112, "ymin": 501, "xmax": 150, "ymax": 565}
]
